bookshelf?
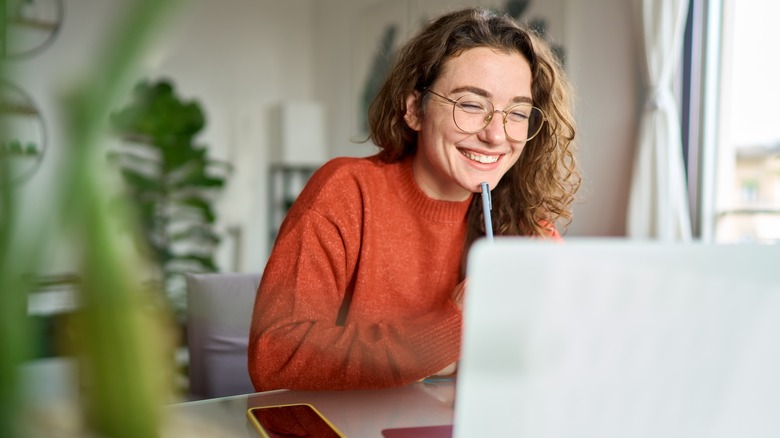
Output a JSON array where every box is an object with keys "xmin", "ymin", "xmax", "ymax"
[{"xmin": 267, "ymin": 164, "xmax": 318, "ymax": 251}]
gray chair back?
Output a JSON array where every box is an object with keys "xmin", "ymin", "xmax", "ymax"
[{"xmin": 185, "ymin": 272, "xmax": 261, "ymax": 399}]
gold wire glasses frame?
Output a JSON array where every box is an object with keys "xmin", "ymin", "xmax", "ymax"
[{"xmin": 425, "ymin": 89, "xmax": 546, "ymax": 142}]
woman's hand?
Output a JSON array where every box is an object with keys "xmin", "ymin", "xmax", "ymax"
[
  {"xmin": 451, "ymin": 279, "xmax": 468, "ymax": 310},
  {"xmin": 431, "ymin": 362, "xmax": 457, "ymax": 376}
]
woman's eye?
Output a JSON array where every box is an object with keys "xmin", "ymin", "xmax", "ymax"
[
  {"xmin": 458, "ymin": 101, "xmax": 486, "ymax": 112},
  {"xmin": 508, "ymin": 109, "xmax": 530, "ymax": 121}
]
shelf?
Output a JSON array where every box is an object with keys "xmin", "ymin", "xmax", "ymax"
[
  {"xmin": 10, "ymin": 16, "xmax": 59, "ymax": 32},
  {"xmin": 1, "ymin": 102, "xmax": 40, "ymax": 116},
  {"xmin": 267, "ymin": 164, "xmax": 318, "ymax": 251},
  {"xmin": 28, "ymin": 273, "xmax": 81, "ymax": 316}
]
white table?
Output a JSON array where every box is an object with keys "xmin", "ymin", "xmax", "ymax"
[{"xmin": 166, "ymin": 379, "xmax": 456, "ymax": 437}]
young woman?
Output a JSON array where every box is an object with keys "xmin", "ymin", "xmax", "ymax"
[{"xmin": 248, "ymin": 7, "xmax": 579, "ymax": 391}]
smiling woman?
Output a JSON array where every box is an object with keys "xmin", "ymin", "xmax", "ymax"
[
  {"xmin": 405, "ymin": 47, "xmax": 537, "ymax": 202},
  {"xmin": 247, "ymin": 7, "xmax": 579, "ymax": 392}
]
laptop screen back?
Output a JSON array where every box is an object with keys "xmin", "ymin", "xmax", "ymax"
[{"xmin": 454, "ymin": 238, "xmax": 780, "ymax": 438}]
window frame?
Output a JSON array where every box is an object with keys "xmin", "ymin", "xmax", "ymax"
[{"xmin": 682, "ymin": 0, "xmax": 725, "ymax": 242}]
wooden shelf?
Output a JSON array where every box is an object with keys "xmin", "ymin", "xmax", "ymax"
[
  {"xmin": 10, "ymin": 16, "xmax": 59, "ymax": 32},
  {"xmin": 1, "ymin": 102, "xmax": 40, "ymax": 116}
]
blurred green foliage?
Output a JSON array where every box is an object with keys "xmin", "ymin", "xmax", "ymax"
[
  {"xmin": 1, "ymin": 0, "xmax": 184, "ymax": 436},
  {"xmin": 109, "ymin": 79, "xmax": 229, "ymax": 318}
]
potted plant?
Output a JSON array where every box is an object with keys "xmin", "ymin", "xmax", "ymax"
[{"xmin": 108, "ymin": 80, "xmax": 230, "ymax": 319}]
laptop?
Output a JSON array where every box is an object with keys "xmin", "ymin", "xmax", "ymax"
[{"xmin": 454, "ymin": 238, "xmax": 780, "ymax": 438}]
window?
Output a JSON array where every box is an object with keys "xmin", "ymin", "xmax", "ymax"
[{"xmin": 688, "ymin": 0, "xmax": 780, "ymax": 244}]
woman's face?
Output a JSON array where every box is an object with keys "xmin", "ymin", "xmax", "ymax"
[{"xmin": 406, "ymin": 47, "xmax": 534, "ymax": 201}]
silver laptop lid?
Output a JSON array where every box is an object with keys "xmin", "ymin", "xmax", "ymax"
[{"xmin": 455, "ymin": 238, "xmax": 780, "ymax": 438}]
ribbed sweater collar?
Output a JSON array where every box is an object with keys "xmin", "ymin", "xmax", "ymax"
[{"xmin": 393, "ymin": 156, "xmax": 472, "ymax": 224}]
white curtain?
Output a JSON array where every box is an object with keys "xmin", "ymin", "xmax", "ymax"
[{"xmin": 626, "ymin": 0, "xmax": 692, "ymax": 241}]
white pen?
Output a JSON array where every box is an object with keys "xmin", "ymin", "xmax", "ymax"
[{"xmin": 480, "ymin": 182, "xmax": 493, "ymax": 242}]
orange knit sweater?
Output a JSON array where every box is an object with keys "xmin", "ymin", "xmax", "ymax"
[{"xmin": 248, "ymin": 155, "xmax": 470, "ymax": 391}]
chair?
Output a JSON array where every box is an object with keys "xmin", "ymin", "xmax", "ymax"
[{"xmin": 185, "ymin": 272, "xmax": 261, "ymax": 400}]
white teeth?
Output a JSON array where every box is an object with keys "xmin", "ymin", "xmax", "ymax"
[{"xmin": 461, "ymin": 150, "xmax": 499, "ymax": 164}]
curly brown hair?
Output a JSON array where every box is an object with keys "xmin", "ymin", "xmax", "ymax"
[{"xmin": 367, "ymin": 8, "xmax": 580, "ymax": 253}]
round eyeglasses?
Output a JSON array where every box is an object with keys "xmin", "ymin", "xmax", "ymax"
[{"xmin": 425, "ymin": 89, "xmax": 546, "ymax": 142}]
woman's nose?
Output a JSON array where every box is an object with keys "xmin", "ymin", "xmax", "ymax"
[{"xmin": 478, "ymin": 110, "xmax": 507, "ymax": 144}]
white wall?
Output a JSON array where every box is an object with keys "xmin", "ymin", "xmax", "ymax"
[
  {"xmin": 565, "ymin": 0, "xmax": 639, "ymax": 236},
  {"xmin": 11, "ymin": 0, "xmax": 320, "ymax": 275},
  {"xmin": 13, "ymin": 0, "xmax": 639, "ymax": 278}
]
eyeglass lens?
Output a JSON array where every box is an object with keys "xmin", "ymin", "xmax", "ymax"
[{"xmin": 452, "ymin": 94, "xmax": 544, "ymax": 142}]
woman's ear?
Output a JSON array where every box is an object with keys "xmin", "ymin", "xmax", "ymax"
[{"xmin": 403, "ymin": 91, "xmax": 422, "ymax": 131}]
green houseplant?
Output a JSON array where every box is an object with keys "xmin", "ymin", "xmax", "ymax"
[{"xmin": 109, "ymin": 80, "xmax": 230, "ymax": 318}]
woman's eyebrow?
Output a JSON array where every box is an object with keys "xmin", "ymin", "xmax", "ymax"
[
  {"xmin": 511, "ymin": 96, "xmax": 534, "ymax": 104},
  {"xmin": 451, "ymin": 85, "xmax": 490, "ymax": 97},
  {"xmin": 450, "ymin": 86, "xmax": 533, "ymax": 104}
]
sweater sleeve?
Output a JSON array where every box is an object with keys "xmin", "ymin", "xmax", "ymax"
[{"xmin": 248, "ymin": 167, "xmax": 462, "ymax": 391}]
